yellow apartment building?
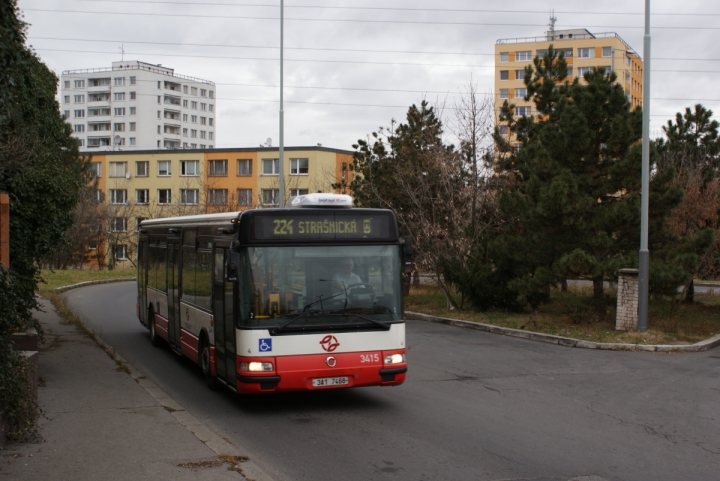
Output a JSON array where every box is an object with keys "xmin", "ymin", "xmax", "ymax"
[
  {"xmin": 494, "ymin": 29, "xmax": 643, "ymax": 144},
  {"xmin": 86, "ymin": 146, "xmax": 354, "ymax": 267}
]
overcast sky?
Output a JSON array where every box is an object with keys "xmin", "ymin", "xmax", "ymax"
[{"xmin": 18, "ymin": 0, "xmax": 720, "ymax": 151}]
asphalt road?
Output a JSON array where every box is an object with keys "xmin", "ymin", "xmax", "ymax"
[{"xmin": 63, "ymin": 282, "xmax": 720, "ymax": 481}]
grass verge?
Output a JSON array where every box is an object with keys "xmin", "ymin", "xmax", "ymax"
[
  {"xmin": 38, "ymin": 268, "xmax": 135, "ymax": 294},
  {"xmin": 407, "ymin": 284, "xmax": 720, "ymax": 345}
]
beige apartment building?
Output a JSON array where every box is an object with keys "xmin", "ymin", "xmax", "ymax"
[{"xmin": 494, "ymin": 29, "xmax": 643, "ymax": 143}]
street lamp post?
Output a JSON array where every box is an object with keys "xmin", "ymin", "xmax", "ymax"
[
  {"xmin": 638, "ymin": 0, "xmax": 651, "ymax": 332},
  {"xmin": 278, "ymin": 0, "xmax": 285, "ymax": 208}
]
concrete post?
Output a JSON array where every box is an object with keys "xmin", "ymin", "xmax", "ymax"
[
  {"xmin": 0, "ymin": 193, "xmax": 8, "ymax": 268},
  {"xmin": 616, "ymin": 268, "xmax": 639, "ymax": 331}
]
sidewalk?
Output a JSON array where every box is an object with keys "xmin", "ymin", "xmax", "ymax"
[{"xmin": 0, "ymin": 297, "xmax": 248, "ymax": 480}]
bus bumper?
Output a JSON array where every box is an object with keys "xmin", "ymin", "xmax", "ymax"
[{"xmin": 235, "ymin": 350, "xmax": 407, "ymax": 394}]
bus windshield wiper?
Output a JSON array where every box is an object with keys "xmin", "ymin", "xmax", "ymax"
[
  {"xmin": 269, "ymin": 291, "xmax": 347, "ymax": 334},
  {"xmin": 326, "ymin": 312, "xmax": 391, "ymax": 331}
]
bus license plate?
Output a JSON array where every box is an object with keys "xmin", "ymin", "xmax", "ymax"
[{"xmin": 312, "ymin": 376, "xmax": 349, "ymax": 387}]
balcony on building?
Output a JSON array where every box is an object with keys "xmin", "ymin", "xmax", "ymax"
[
  {"xmin": 87, "ymin": 136, "xmax": 111, "ymax": 148},
  {"xmin": 88, "ymin": 77, "xmax": 111, "ymax": 90},
  {"xmin": 88, "ymin": 92, "xmax": 111, "ymax": 103},
  {"xmin": 164, "ymin": 81, "xmax": 182, "ymax": 92},
  {"xmin": 87, "ymin": 122, "xmax": 112, "ymax": 132},
  {"xmin": 164, "ymin": 94, "xmax": 181, "ymax": 106},
  {"xmin": 164, "ymin": 139, "xmax": 181, "ymax": 149},
  {"xmin": 87, "ymin": 108, "xmax": 112, "ymax": 119},
  {"xmin": 164, "ymin": 109, "xmax": 181, "ymax": 121},
  {"xmin": 164, "ymin": 124, "xmax": 181, "ymax": 135}
]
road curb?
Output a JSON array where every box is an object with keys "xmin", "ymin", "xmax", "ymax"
[
  {"xmin": 406, "ymin": 311, "xmax": 720, "ymax": 353},
  {"xmin": 52, "ymin": 277, "xmax": 137, "ymax": 293},
  {"xmin": 48, "ymin": 285, "xmax": 275, "ymax": 481}
]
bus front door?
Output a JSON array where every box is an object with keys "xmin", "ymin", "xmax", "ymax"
[
  {"xmin": 213, "ymin": 249, "xmax": 237, "ymax": 386},
  {"xmin": 167, "ymin": 244, "xmax": 181, "ymax": 347}
]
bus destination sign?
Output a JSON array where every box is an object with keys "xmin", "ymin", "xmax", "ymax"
[{"xmin": 252, "ymin": 213, "xmax": 394, "ymax": 240}]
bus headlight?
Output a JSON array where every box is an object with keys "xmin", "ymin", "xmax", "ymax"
[
  {"xmin": 240, "ymin": 361, "xmax": 274, "ymax": 372},
  {"xmin": 384, "ymin": 353, "xmax": 405, "ymax": 365}
]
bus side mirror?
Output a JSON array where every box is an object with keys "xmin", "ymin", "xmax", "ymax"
[
  {"xmin": 401, "ymin": 236, "xmax": 414, "ymax": 270},
  {"xmin": 226, "ymin": 251, "xmax": 240, "ymax": 282}
]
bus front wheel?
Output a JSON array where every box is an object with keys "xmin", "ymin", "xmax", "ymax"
[
  {"xmin": 149, "ymin": 307, "xmax": 161, "ymax": 347},
  {"xmin": 200, "ymin": 340, "xmax": 220, "ymax": 391}
]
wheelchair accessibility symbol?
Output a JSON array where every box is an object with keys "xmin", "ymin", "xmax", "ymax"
[{"xmin": 259, "ymin": 338, "xmax": 273, "ymax": 352}]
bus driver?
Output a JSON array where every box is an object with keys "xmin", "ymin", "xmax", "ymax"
[{"xmin": 332, "ymin": 258, "xmax": 361, "ymax": 293}]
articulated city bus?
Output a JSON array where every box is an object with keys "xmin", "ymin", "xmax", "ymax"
[{"xmin": 136, "ymin": 194, "xmax": 411, "ymax": 393}]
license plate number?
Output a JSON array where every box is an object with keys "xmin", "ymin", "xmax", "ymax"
[{"xmin": 312, "ymin": 376, "xmax": 349, "ymax": 387}]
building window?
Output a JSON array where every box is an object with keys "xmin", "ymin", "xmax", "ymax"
[
  {"xmin": 109, "ymin": 162, "xmax": 127, "ymax": 178},
  {"xmin": 129, "ymin": 76, "xmax": 136, "ymax": 85},
  {"xmin": 290, "ymin": 158, "xmax": 309, "ymax": 175},
  {"xmin": 499, "ymin": 70, "xmax": 509, "ymax": 81},
  {"xmin": 180, "ymin": 189, "xmax": 199, "ymax": 205},
  {"xmin": 191, "ymin": 115, "xmax": 197, "ymax": 123},
  {"xmin": 129, "ymin": 137, "xmax": 136, "ymax": 146},
  {"xmin": 158, "ymin": 189, "xmax": 171, "ymax": 204},
  {"xmin": 114, "ymin": 92, "xmax": 125, "ymax": 101},
  {"xmin": 237, "ymin": 189, "xmax": 252, "ymax": 206},
  {"xmin": 183, "ymin": 114, "xmax": 188, "ymax": 122},
  {"xmin": 208, "ymin": 189, "xmax": 228, "ymax": 206},
  {"xmin": 63, "ymin": 110, "xmax": 70, "ymax": 119},
  {"xmin": 136, "ymin": 161, "xmax": 148, "ymax": 177},
  {"xmin": 499, "ymin": 125, "xmax": 509, "ymax": 136},
  {"xmin": 74, "ymin": 124, "xmax": 85, "ymax": 133},
  {"xmin": 157, "ymin": 125, "xmax": 161, "ymax": 134},
  {"xmin": 64, "ymin": 81, "xmax": 70, "ymax": 89},
  {"xmin": 578, "ymin": 48, "xmax": 595, "ymax": 58},
  {"xmin": 209, "ymin": 118, "xmax": 214, "ymax": 126},
  {"xmin": 209, "ymin": 91, "xmax": 214, "ymax": 99},
  {"xmin": 602, "ymin": 46, "xmax": 612, "ymax": 57},
  {"xmin": 74, "ymin": 109, "xmax": 85, "ymax": 118},
  {"xmin": 515, "ymin": 88, "xmax": 527, "ymax": 98},
  {"xmin": 191, "ymin": 101, "xmax": 198, "ymax": 109},
  {"xmin": 95, "ymin": 189, "xmax": 104, "ymax": 203},
  {"xmin": 129, "ymin": 122, "xmax": 136, "ymax": 131},
  {"xmin": 290, "ymin": 189, "xmax": 309, "ymax": 197},
  {"xmin": 181, "ymin": 160, "xmax": 199, "ymax": 176},
  {"xmin": 114, "ymin": 77, "xmax": 125, "ymax": 86},
  {"xmin": 110, "ymin": 217, "xmax": 127, "ymax": 233},
  {"xmin": 157, "ymin": 96, "xmax": 161, "ymax": 104},
  {"xmin": 499, "ymin": 89, "xmax": 508, "ymax": 100},
  {"xmin": 136, "ymin": 189, "xmax": 149, "ymax": 204},
  {"xmin": 262, "ymin": 158, "xmax": 279, "ymax": 175},
  {"xmin": 183, "ymin": 85, "xmax": 188, "ymax": 94},
  {"xmin": 499, "ymin": 52, "xmax": 508, "ymax": 62},
  {"xmin": 200, "ymin": 103, "xmax": 207, "ymax": 111},
  {"xmin": 113, "ymin": 245, "xmax": 128, "ymax": 260},
  {"xmin": 157, "ymin": 81, "xmax": 161, "ymax": 89},
  {"xmin": 200, "ymin": 117, "xmax": 207, "ymax": 125},
  {"xmin": 74, "ymin": 80, "xmax": 85, "ymax": 88},
  {"xmin": 110, "ymin": 189, "xmax": 127, "ymax": 204},
  {"xmin": 191, "ymin": 87, "xmax": 197, "ymax": 95},
  {"xmin": 130, "ymin": 107, "xmax": 136, "ymax": 115},
  {"xmin": 515, "ymin": 69, "xmax": 525, "ymax": 80},
  {"xmin": 114, "ymin": 123, "xmax": 125, "ymax": 132},
  {"xmin": 513, "ymin": 143, "xmax": 522, "ymax": 153},
  {"xmin": 261, "ymin": 189, "xmax": 279, "ymax": 206},
  {"xmin": 158, "ymin": 160, "xmax": 171, "ymax": 176},
  {"xmin": 183, "ymin": 128, "xmax": 188, "ymax": 137},
  {"xmin": 559, "ymin": 48, "xmax": 573, "ymax": 58},
  {"xmin": 130, "ymin": 91, "xmax": 136, "ymax": 100},
  {"xmin": 577, "ymin": 66, "xmax": 594, "ymax": 77},
  {"xmin": 114, "ymin": 108, "xmax": 125, "ymax": 116},
  {"xmin": 77, "ymin": 138, "xmax": 85, "ymax": 147},
  {"xmin": 625, "ymin": 71, "xmax": 631, "ymax": 84},
  {"xmin": 515, "ymin": 106, "xmax": 531, "ymax": 117},
  {"xmin": 209, "ymin": 132, "xmax": 214, "ymax": 140},
  {"xmin": 209, "ymin": 105, "xmax": 214, "ymax": 112},
  {"xmin": 183, "ymin": 99, "xmax": 188, "ymax": 108},
  {"xmin": 236, "ymin": 159, "xmax": 252, "ymax": 176},
  {"xmin": 515, "ymin": 51, "xmax": 532, "ymax": 61},
  {"xmin": 200, "ymin": 88, "xmax": 207, "ymax": 97},
  {"xmin": 208, "ymin": 159, "xmax": 228, "ymax": 176},
  {"xmin": 74, "ymin": 95, "xmax": 85, "ymax": 103},
  {"xmin": 90, "ymin": 162, "xmax": 102, "ymax": 177},
  {"xmin": 200, "ymin": 131, "xmax": 206, "ymax": 139},
  {"xmin": 136, "ymin": 217, "xmax": 147, "ymax": 229}
]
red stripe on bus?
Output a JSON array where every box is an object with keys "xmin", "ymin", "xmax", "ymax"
[
  {"xmin": 154, "ymin": 313, "xmax": 169, "ymax": 341},
  {"xmin": 180, "ymin": 329, "xmax": 199, "ymax": 364}
]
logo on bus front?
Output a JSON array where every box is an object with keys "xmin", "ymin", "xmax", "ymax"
[{"xmin": 320, "ymin": 335, "xmax": 339, "ymax": 352}]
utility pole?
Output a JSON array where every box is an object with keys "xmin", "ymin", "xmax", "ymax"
[
  {"xmin": 278, "ymin": 0, "xmax": 285, "ymax": 208},
  {"xmin": 638, "ymin": 0, "xmax": 651, "ymax": 332}
]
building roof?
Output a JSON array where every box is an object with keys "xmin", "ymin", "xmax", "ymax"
[{"xmin": 81, "ymin": 146, "xmax": 355, "ymax": 156}]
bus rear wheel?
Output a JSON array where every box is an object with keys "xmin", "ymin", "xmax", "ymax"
[{"xmin": 200, "ymin": 340, "xmax": 220, "ymax": 391}]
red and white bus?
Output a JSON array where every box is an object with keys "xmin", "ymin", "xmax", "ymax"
[{"xmin": 137, "ymin": 194, "xmax": 411, "ymax": 393}]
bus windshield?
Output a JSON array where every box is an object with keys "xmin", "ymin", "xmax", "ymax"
[{"xmin": 239, "ymin": 245, "xmax": 402, "ymax": 329}]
